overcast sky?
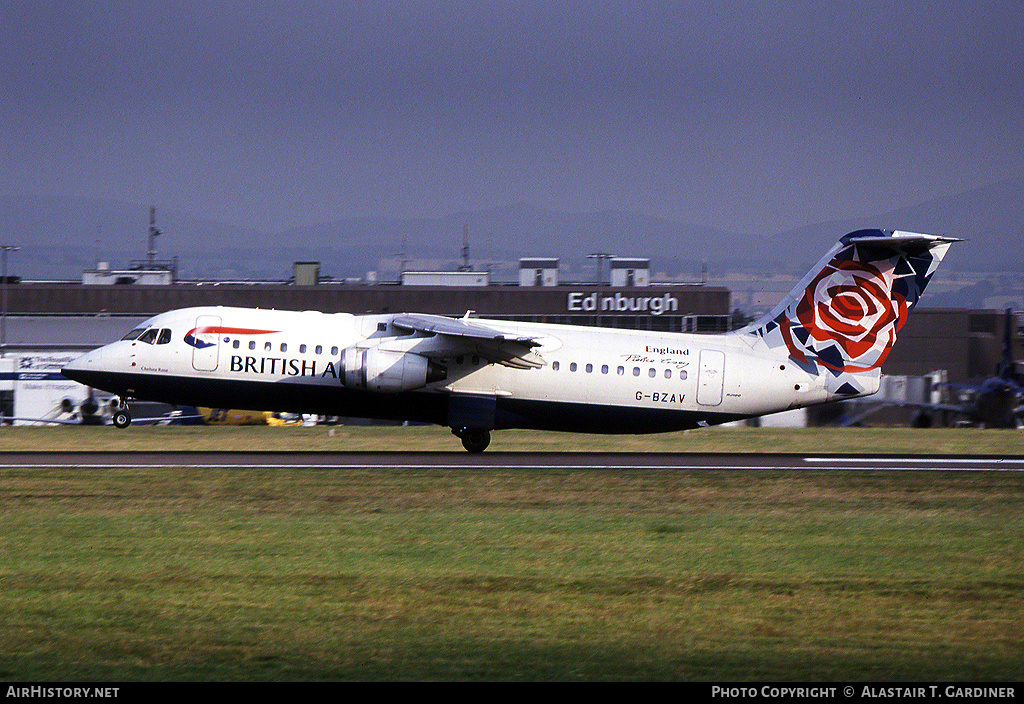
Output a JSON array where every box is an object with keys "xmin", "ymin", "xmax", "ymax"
[{"xmin": 4, "ymin": 0, "xmax": 1023, "ymax": 235}]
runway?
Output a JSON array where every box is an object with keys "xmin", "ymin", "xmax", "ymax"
[{"xmin": 1, "ymin": 451, "xmax": 1023, "ymax": 471}]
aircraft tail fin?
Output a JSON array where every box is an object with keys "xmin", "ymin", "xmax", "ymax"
[{"xmin": 745, "ymin": 229, "xmax": 957, "ymax": 391}]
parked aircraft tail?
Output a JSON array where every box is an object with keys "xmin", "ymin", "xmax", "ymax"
[
  {"xmin": 997, "ymin": 308, "xmax": 1018, "ymax": 382},
  {"xmin": 745, "ymin": 229, "xmax": 957, "ymax": 396}
]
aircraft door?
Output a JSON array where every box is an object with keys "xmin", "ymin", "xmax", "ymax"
[
  {"xmin": 697, "ymin": 349, "xmax": 725, "ymax": 406},
  {"xmin": 191, "ymin": 315, "xmax": 221, "ymax": 372}
]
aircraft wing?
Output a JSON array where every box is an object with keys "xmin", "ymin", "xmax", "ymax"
[
  {"xmin": 884, "ymin": 400, "xmax": 968, "ymax": 414},
  {"xmin": 839, "ymin": 399, "xmax": 969, "ymax": 428},
  {"xmin": 4, "ymin": 416, "xmax": 87, "ymax": 425},
  {"xmin": 131, "ymin": 413, "xmax": 206, "ymax": 425},
  {"xmin": 935, "ymin": 382, "xmax": 983, "ymax": 393},
  {"xmin": 4, "ymin": 413, "xmax": 205, "ymax": 426},
  {"xmin": 392, "ymin": 314, "xmax": 547, "ymax": 370}
]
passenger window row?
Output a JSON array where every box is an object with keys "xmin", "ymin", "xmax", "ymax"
[
  {"xmin": 550, "ymin": 361, "xmax": 688, "ymax": 380},
  {"xmin": 230, "ymin": 338, "xmax": 340, "ymax": 356}
]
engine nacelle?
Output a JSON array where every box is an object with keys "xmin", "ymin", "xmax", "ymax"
[{"xmin": 340, "ymin": 347, "xmax": 447, "ymax": 393}]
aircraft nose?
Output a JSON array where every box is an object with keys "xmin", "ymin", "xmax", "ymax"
[{"xmin": 61, "ymin": 347, "xmax": 104, "ymax": 385}]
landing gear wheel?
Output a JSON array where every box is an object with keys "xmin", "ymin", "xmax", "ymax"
[
  {"xmin": 459, "ymin": 428, "xmax": 491, "ymax": 453},
  {"xmin": 111, "ymin": 398, "xmax": 132, "ymax": 428},
  {"xmin": 112, "ymin": 410, "xmax": 132, "ymax": 428},
  {"xmin": 912, "ymin": 411, "xmax": 933, "ymax": 428}
]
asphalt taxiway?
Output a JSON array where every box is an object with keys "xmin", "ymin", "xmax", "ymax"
[{"xmin": 1, "ymin": 452, "xmax": 1022, "ymax": 471}]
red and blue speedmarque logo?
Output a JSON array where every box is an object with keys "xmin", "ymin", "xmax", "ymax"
[{"xmin": 184, "ymin": 326, "xmax": 280, "ymax": 349}]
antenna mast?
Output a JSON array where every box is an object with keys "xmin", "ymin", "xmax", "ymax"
[
  {"xmin": 147, "ymin": 206, "xmax": 161, "ymax": 269},
  {"xmin": 459, "ymin": 223, "xmax": 472, "ymax": 271}
]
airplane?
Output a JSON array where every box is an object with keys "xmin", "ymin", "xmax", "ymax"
[
  {"xmin": 0, "ymin": 395, "xmax": 105, "ymax": 426},
  {"xmin": 181, "ymin": 407, "xmax": 305, "ymax": 425},
  {"xmin": 882, "ymin": 308, "xmax": 1022, "ymax": 429},
  {"xmin": 61, "ymin": 229, "xmax": 957, "ymax": 452},
  {"xmin": 1, "ymin": 393, "xmax": 204, "ymax": 426}
]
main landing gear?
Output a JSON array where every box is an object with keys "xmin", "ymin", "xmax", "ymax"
[
  {"xmin": 452, "ymin": 427, "xmax": 491, "ymax": 453},
  {"xmin": 111, "ymin": 398, "xmax": 132, "ymax": 428}
]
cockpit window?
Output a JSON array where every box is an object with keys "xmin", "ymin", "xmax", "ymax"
[
  {"xmin": 121, "ymin": 327, "xmax": 147, "ymax": 341},
  {"xmin": 138, "ymin": 328, "xmax": 158, "ymax": 345},
  {"xmin": 157, "ymin": 328, "xmax": 172, "ymax": 345}
]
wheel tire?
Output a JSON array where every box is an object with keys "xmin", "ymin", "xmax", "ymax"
[
  {"xmin": 112, "ymin": 410, "xmax": 131, "ymax": 429},
  {"xmin": 912, "ymin": 412, "xmax": 933, "ymax": 428},
  {"xmin": 460, "ymin": 428, "xmax": 490, "ymax": 453}
]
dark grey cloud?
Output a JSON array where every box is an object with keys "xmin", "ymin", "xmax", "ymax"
[{"xmin": 4, "ymin": 0, "xmax": 1023, "ymax": 234}]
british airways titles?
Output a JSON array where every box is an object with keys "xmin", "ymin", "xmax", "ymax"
[{"xmin": 230, "ymin": 355, "xmax": 333, "ymax": 378}]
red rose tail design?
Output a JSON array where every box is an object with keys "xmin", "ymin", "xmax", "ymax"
[{"xmin": 747, "ymin": 229, "xmax": 956, "ymax": 396}]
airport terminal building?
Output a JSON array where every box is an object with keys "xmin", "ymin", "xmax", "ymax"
[{"xmin": 9, "ymin": 257, "xmax": 733, "ymax": 333}]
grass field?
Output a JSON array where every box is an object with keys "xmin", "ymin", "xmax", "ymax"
[
  {"xmin": 1, "ymin": 425, "xmax": 1023, "ymax": 681},
  {"xmin": 3, "ymin": 422, "xmax": 1024, "ymax": 454}
]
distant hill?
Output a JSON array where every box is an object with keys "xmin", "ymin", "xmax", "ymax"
[
  {"xmin": 0, "ymin": 194, "xmax": 271, "ymax": 281},
  {"xmin": 275, "ymin": 204, "xmax": 750, "ymax": 283},
  {"xmin": 1, "ymin": 177, "xmax": 1020, "ymax": 287},
  {"xmin": 766, "ymin": 178, "xmax": 1023, "ymax": 275}
]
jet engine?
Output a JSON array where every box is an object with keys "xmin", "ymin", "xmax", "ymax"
[{"xmin": 340, "ymin": 347, "xmax": 447, "ymax": 393}]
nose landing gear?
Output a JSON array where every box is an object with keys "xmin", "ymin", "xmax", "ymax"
[{"xmin": 111, "ymin": 398, "xmax": 132, "ymax": 428}]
